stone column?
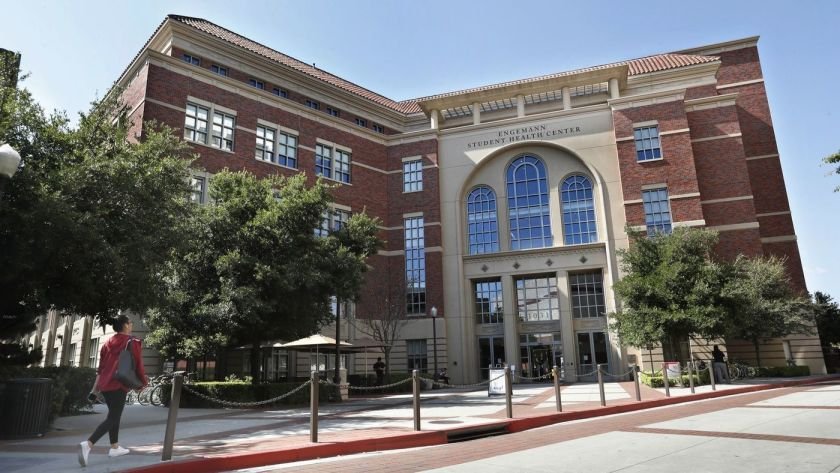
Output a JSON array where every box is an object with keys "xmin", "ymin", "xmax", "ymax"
[
  {"xmin": 516, "ymin": 94, "xmax": 525, "ymax": 117},
  {"xmin": 502, "ymin": 275, "xmax": 519, "ymax": 373},
  {"xmin": 609, "ymin": 78, "xmax": 620, "ymax": 99},
  {"xmin": 473, "ymin": 102, "xmax": 481, "ymax": 125},
  {"xmin": 430, "ymin": 109, "xmax": 440, "ymax": 130},
  {"xmin": 562, "ymin": 87, "xmax": 571, "ymax": 110}
]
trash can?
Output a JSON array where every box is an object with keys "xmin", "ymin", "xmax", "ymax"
[{"xmin": 0, "ymin": 378, "xmax": 53, "ymax": 439}]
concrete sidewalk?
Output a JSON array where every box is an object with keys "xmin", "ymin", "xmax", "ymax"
[{"xmin": 0, "ymin": 376, "xmax": 833, "ymax": 473}]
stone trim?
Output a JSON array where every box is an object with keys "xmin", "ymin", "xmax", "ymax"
[
  {"xmin": 707, "ymin": 222, "xmax": 760, "ymax": 232},
  {"xmin": 690, "ymin": 133, "xmax": 742, "ymax": 143},
  {"xmin": 609, "ymin": 89, "xmax": 686, "ymax": 111},
  {"xmin": 684, "ymin": 93, "xmax": 739, "ymax": 112},
  {"xmin": 745, "ymin": 153, "xmax": 779, "ymax": 161},
  {"xmin": 669, "ymin": 192, "xmax": 701, "ymax": 200},
  {"xmin": 716, "ymin": 78, "xmax": 765, "ymax": 90},
  {"xmin": 660, "ymin": 128, "xmax": 691, "ymax": 136},
  {"xmin": 700, "ymin": 195, "xmax": 753, "ymax": 204},
  {"xmin": 761, "ymin": 235, "xmax": 797, "ymax": 243},
  {"xmin": 673, "ymin": 220, "xmax": 706, "ymax": 228},
  {"xmin": 756, "ymin": 211, "xmax": 791, "ymax": 218}
]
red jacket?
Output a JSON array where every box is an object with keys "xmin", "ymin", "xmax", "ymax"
[{"xmin": 97, "ymin": 333, "xmax": 147, "ymax": 392}]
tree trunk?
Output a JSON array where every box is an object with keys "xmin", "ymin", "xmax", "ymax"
[
  {"xmin": 384, "ymin": 346, "xmax": 392, "ymax": 377},
  {"xmin": 250, "ymin": 339, "xmax": 261, "ymax": 385},
  {"xmin": 753, "ymin": 339, "xmax": 762, "ymax": 368}
]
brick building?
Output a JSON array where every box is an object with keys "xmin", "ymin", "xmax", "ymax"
[{"xmin": 28, "ymin": 15, "xmax": 825, "ymax": 381}]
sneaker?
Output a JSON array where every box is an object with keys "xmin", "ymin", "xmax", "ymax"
[
  {"xmin": 108, "ymin": 446, "xmax": 130, "ymax": 458},
  {"xmin": 78, "ymin": 441, "xmax": 91, "ymax": 467}
]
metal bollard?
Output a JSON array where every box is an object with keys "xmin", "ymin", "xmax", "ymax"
[
  {"xmin": 632, "ymin": 364, "xmax": 641, "ymax": 402},
  {"xmin": 709, "ymin": 360, "xmax": 717, "ymax": 391},
  {"xmin": 662, "ymin": 363, "xmax": 671, "ymax": 397},
  {"xmin": 161, "ymin": 373, "xmax": 183, "ymax": 461},
  {"xmin": 504, "ymin": 365, "xmax": 513, "ymax": 419},
  {"xmin": 597, "ymin": 363, "xmax": 606, "ymax": 407},
  {"xmin": 310, "ymin": 371, "xmax": 319, "ymax": 443},
  {"xmin": 412, "ymin": 370, "xmax": 421, "ymax": 431},
  {"xmin": 687, "ymin": 362, "xmax": 695, "ymax": 394},
  {"xmin": 552, "ymin": 365, "xmax": 562, "ymax": 412}
]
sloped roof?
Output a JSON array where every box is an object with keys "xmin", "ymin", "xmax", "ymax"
[{"xmin": 161, "ymin": 15, "xmax": 718, "ymax": 116}]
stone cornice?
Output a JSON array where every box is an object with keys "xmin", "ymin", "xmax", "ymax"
[
  {"xmin": 609, "ymin": 89, "xmax": 686, "ymax": 111},
  {"xmin": 462, "ymin": 242, "xmax": 607, "ymax": 264},
  {"xmin": 675, "ymin": 36, "xmax": 760, "ymax": 56},
  {"xmin": 684, "ymin": 92, "xmax": 739, "ymax": 112}
]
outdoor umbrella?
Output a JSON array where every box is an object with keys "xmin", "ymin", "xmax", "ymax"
[{"xmin": 280, "ymin": 334, "xmax": 353, "ymax": 374}]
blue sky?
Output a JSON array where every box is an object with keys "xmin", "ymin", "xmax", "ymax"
[{"xmin": 3, "ymin": 0, "xmax": 839, "ymax": 299}]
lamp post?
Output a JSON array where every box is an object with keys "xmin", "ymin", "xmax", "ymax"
[
  {"xmin": 0, "ymin": 143, "xmax": 22, "ymax": 200},
  {"xmin": 430, "ymin": 306, "xmax": 438, "ymax": 375}
]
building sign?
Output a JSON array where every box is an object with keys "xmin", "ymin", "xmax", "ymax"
[{"xmin": 466, "ymin": 124, "xmax": 583, "ymax": 150}]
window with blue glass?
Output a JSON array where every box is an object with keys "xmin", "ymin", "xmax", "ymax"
[
  {"xmin": 466, "ymin": 186, "xmax": 499, "ymax": 254},
  {"xmin": 634, "ymin": 125, "xmax": 661, "ymax": 161},
  {"xmin": 642, "ymin": 188, "xmax": 672, "ymax": 235},
  {"xmin": 404, "ymin": 217, "xmax": 426, "ymax": 315},
  {"xmin": 506, "ymin": 156, "xmax": 552, "ymax": 250},
  {"xmin": 561, "ymin": 175, "xmax": 597, "ymax": 245},
  {"xmin": 315, "ymin": 144, "xmax": 332, "ymax": 179}
]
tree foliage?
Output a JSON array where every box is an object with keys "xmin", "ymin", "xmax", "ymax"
[
  {"xmin": 0, "ymin": 78, "xmax": 195, "ymax": 345},
  {"xmin": 145, "ymin": 171, "xmax": 381, "ymax": 382},
  {"xmin": 610, "ymin": 227, "xmax": 728, "ymax": 359},
  {"xmin": 824, "ymin": 150, "xmax": 840, "ymax": 192},
  {"xmin": 813, "ymin": 291, "xmax": 840, "ymax": 348},
  {"xmin": 722, "ymin": 255, "xmax": 814, "ymax": 366}
]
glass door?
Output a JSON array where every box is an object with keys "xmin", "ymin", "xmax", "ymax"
[
  {"xmin": 577, "ymin": 331, "xmax": 609, "ymax": 380},
  {"xmin": 478, "ymin": 336, "xmax": 505, "ymax": 380}
]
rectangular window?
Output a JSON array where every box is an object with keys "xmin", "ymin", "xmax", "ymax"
[
  {"xmin": 211, "ymin": 64, "xmax": 228, "ymax": 76},
  {"xmin": 405, "ymin": 216, "xmax": 426, "ymax": 315},
  {"xmin": 88, "ymin": 338, "xmax": 99, "ymax": 368},
  {"xmin": 315, "ymin": 144, "xmax": 332, "ymax": 178},
  {"xmin": 255, "ymin": 125, "xmax": 276, "ymax": 163},
  {"xmin": 634, "ymin": 125, "xmax": 662, "ymax": 161},
  {"xmin": 406, "ymin": 339, "xmax": 428, "ymax": 372},
  {"xmin": 355, "ymin": 118, "xmax": 367, "ymax": 127},
  {"xmin": 182, "ymin": 54, "xmax": 200, "ymax": 66},
  {"xmin": 515, "ymin": 275, "xmax": 560, "ymax": 321},
  {"xmin": 642, "ymin": 188, "xmax": 672, "ymax": 235},
  {"xmin": 334, "ymin": 149, "xmax": 351, "ymax": 183},
  {"xmin": 272, "ymin": 87, "xmax": 288, "ymax": 98},
  {"xmin": 249, "ymin": 78, "xmax": 265, "ymax": 90},
  {"xmin": 403, "ymin": 160, "xmax": 423, "ymax": 192},
  {"xmin": 326, "ymin": 107, "xmax": 340, "ymax": 117},
  {"xmin": 190, "ymin": 176, "xmax": 206, "ymax": 204},
  {"xmin": 68, "ymin": 343, "xmax": 77, "ymax": 367},
  {"xmin": 570, "ymin": 272, "xmax": 605, "ymax": 318},
  {"xmin": 372, "ymin": 123, "xmax": 385, "ymax": 134},
  {"xmin": 315, "ymin": 208, "xmax": 351, "ymax": 237},
  {"xmin": 277, "ymin": 132, "xmax": 298, "ymax": 168},
  {"xmin": 211, "ymin": 111, "xmax": 235, "ymax": 151},
  {"xmin": 474, "ymin": 279, "xmax": 503, "ymax": 324},
  {"xmin": 184, "ymin": 103, "xmax": 209, "ymax": 143},
  {"xmin": 306, "ymin": 99, "xmax": 320, "ymax": 110}
]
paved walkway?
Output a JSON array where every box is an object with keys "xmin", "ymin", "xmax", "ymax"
[{"xmin": 0, "ymin": 376, "xmax": 831, "ymax": 473}]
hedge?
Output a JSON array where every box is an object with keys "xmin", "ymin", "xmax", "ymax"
[
  {"xmin": 639, "ymin": 368, "xmax": 710, "ymax": 388},
  {"xmin": 756, "ymin": 365, "xmax": 810, "ymax": 377},
  {"xmin": 0, "ymin": 366, "xmax": 98, "ymax": 421},
  {"xmin": 160, "ymin": 380, "xmax": 340, "ymax": 408},
  {"xmin": 347, "ymin": 373, "xmax": 417, "ymax": 394}
]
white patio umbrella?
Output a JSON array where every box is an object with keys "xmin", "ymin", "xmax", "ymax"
[{"xmin": 280, "ymin": 334, "xmax": 353, "ymax": 374}]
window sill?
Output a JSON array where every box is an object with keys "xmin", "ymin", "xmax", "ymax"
[
  {"xmin": 256, "ymin": 158, "xmax": 299, "ymax": 171},
  {"xmin": 186, "ymin": 139, "xmax": 236, "ymax": 155},
  {"xmin": 316, "ymin": 174, "xmax": 352, "ymax": 186},
  {"xmin": 403, "ymin": 189, "xmax": 423, "ymax": 194},
  {"xmin": 637, "ymin": 157, "xmax": 664, "ymax": 163}
]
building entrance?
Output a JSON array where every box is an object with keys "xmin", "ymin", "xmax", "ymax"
[
  {"xmin": 519, "ymin": 333, "xmax": 564, "ymax": 380},
  {"xmin": 478, "ymin": 336, "xmax": 505, "ymax": 380},
  {"xmin": 576, "ymin": 331, "xmax": 609, "ymax": 380}
]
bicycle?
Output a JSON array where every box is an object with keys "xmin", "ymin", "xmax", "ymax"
[{"xmin": 727, "ymin": 361, "xmax": 756, "ymax": 381}]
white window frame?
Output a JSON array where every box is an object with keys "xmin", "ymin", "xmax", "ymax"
[
  {"xmin": 182, "ymin": 54, "xmax": 200, "ymax": 66},
  {"xmin": 372, "ymin": 123, "xmax": 385, "ymax": 134},
  {"xmin": 211, "ymin": 64, "xmax": 228, "ymax": 76},
  {"xmin": 334, "ymin": 149, "xmax": 351, "ymax": 183},
  {"xmin": 185, "ymin": 99, "xmax": 237, "ymax": 152},
  {"xmin": 249, "ymin": 78, "xmax": 265, "ymax": 90},
  {"xmin": 403, "ymin": 159, "xmax": 423, "ymax": 192},
  {"xmin": 355, "ymin": 118, "xmax": 367, "ymax": 127},
  {"xmin": 190, "ymin": 176, "xmax": 206, "ymax": 204},
  {"xmin": 306, "ymin": 99, "xmax": 320, "ymax": 110}
]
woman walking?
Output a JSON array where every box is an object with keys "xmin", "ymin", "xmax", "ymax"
[{"xmin": 78, "ymin": 315, "xmax": 147, "ymax": 467}]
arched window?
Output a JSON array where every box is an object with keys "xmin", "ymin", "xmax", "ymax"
[
  {"xmin": 561, "ymin": 175, "xmax": 597, "ymax": 245},
  {"xmin": 506, "ymin": 156, "xmax": 552, "ymax": 250},
  {"xmin": 466, "ymin": 186, "xmax": 499, "ymax": 255}
]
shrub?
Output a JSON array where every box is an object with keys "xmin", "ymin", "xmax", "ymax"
[
  {"xmin": 0, "ymin": 366, "xmax": 97, "ymax": 421},
  {"xmin": 161, "ymin": 380, "xmax": 340, "ymax": 408},
  {"xmin": 347, "ymin": 372, "xmax": 416, "ymax": 394},
  {"xmin": 756, "ymin": 365, "xmax": 811, "ymax": 377}
]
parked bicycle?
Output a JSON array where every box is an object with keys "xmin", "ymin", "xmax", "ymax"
[
  {"xmin": 727, "ymin": 361, "xmax": 756, "ymax": 381},
  {"xmin": 127, "ymin": 371, "xmax": 191, "ymax": 406}
]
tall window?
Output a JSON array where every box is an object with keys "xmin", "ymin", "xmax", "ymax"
[
  {"xmin": 255, "ymin": 125, "xmax": 275, "ymax": 162},
  {"xmin": 406, "ymin": 340, "xmax": 428, "ymax": 372},
  {"xmin": 642, "ymin": 188, "xmax": 672, "ymax": 235},
  {"xmin": 315, "ymin": 209, "xmax": 351, "ymax": 237},
  {"xmin": 474, "ymin": 279, "xmax": 503, "ymax": 324},
  {"xmin": 184, "ymin": 103, "xmax": 209, "ymax": 143},
  {"xmin": 403, "ymin": 160, "xmax": 423, "ymax": 192},
  {"xmin": 87, "ymin": 338, "xmax": 99, "ymax": 368},
  {"xmin": 507, "ymin": 156, "xmax": 552, "ymax": 250},
  {"xmin": 634, "ymin": 125, "xmax": 661, "ymax": 161},
  {"xmin": 68, "ymin": 343, "xmax": 77, "ymax": 367},
  {"xmin": 315, "ymin": 144, "xmax": 333, "ymax": 179},
  {"xmin": 405, "ymin": 216, "xmax": 426, "ymax": 315},
  {"xmin": 561, "ymin": 175, "xmax": 597, "ymax": 245},
  {"xmin": 190, "ymin": 176, "xmax": 206, "ymax": 204},
  {"xmin": 277, "ymin": 132, "xmax": 298, "ymax": 168},
  {"xmin": 466, "ymin": 186, "xmax": 499, "ymax": 255},
  {"xmin": 212, "ymin": 111, "xmax": 235, "ymax": 151},
  {"xmin": 570, "ymin": 271, "xmax": 605, "ymax": 318},
  {"xmin": 334, "ymin": 149, "xmax": 351, "ymax": 183},
  {"xmin": 515, "ymin": 275, "xmax": 560, "ymax": 321}
]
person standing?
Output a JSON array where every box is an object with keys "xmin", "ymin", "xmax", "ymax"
[
  {"xmin": 712, "ymin": 345, "xmax": 729, "ymax": 384},
  {"xmin": 373, "ymin": 357, "xmax": 385, "ymax": 386},
  {"xmin": 78, "ymin": 315, "xmax": 147, "ymax": 467}
]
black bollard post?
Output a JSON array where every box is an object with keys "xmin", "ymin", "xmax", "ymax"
[
  {"xmin": 552, "ymin": 365, "xmax": 562, "ymax": 412},
  {"xmin": 412, "ymin": 370, "xmax": 421, "ymax": 431},
  {"xmin": 310, "ymin": 371, "xmax": 319, "ymax": 443},
  {"xmin": 161, "ymin": 373, "xmax": 183, "ymax": 461}
]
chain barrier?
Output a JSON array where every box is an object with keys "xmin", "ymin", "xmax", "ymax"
[
  {"xmin": 576, "ymin": 367, "xmax": 599, "ymax": 377},
  {"xmin": 517, "ymin": 372, "xmax": 554, "ymax": 382},
  {"xmin": 599, "ymin": 367, "xmax": 636, "ymax": 380},
  {"xmin": 417, "ymin": 371, "xmax": 507, "ymax": 389},
  {"xmin": 336, "ymin": 377, "xmax": 414, "ymax": 391},
  {"xmin": 181, "ymin": 380, "xmax": 312, "ymax": 408}
]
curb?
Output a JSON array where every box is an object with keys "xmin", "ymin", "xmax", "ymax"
[{"xmin": 120, "ymin": 375, "xmax": 839, "ymax": 473}]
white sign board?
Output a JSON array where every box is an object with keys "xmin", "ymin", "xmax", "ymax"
[
  {"xmin": 488, "ymin": 366, "xmax": 514, "ymax": 396},
  {"xmin": 664, "ymin": 361, "xmax": 681, "ymax": 379}
]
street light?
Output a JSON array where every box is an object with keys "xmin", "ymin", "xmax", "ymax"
[
  {"xmin": 430, "ymin": 306, "xmax": 438, "ymax": 376},
  {"xmin": 0, "ymin": 143, "xmax": 22, "ymax": 200}
]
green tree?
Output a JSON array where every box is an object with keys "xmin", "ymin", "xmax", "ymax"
[
  {"xmin": 824, "ymin": 150, "xmax": 840, "ymax": 192},
  {"xmin": 0, "ymin": 80, "xmax": 195, "ymax": 351},
  {"xmin": 722, "ymin": 255, "xmax": 814, "ymax": 367},
  {"xmin": 610, "ymin": 227, "xmax": 728, "ymax": 363},
  {"xmin": 813, "ymin": 291, "xmax": 840, "ymax": 348},
  {"xmin": 146, "ymin": 171, "xmax": 381, "ymax": 383}
]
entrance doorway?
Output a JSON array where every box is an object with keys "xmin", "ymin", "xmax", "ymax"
[
  {"xmin": 478, "ymin": 336, "xmax": 505, "ymax": 380},
  {"xmin": 576, "ymin": 331, "xmax": 609, "ymax": 380},
  {"xmin": 519, "ymin": 333, "xmax": 564, "ymax": 380}
]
